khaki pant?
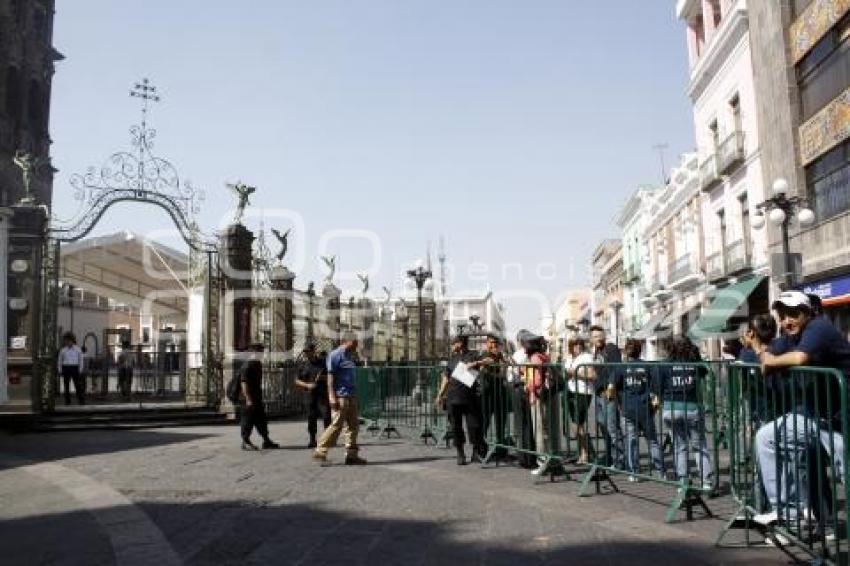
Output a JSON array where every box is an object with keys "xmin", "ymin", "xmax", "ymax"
[{"xmin": 316, "ymin": 396, "xmax": 359, "ymax": 457}]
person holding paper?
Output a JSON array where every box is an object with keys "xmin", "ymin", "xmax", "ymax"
[{"xmin": 436, "ymin": 334, "xmax": 488, "ymax": 465}]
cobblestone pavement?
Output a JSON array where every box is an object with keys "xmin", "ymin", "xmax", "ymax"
[{"xmin": 0, "ymin": 421, "xmax": 787, "ymax": 565}]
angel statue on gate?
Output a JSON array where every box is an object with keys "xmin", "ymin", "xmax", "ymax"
[
  {"xmin": 226, "ymin": 182, "xmax": 256, "ymax": 225},
  {"xmin": 270, "ymin": 228, "xmax": 292, "ymax": 264},
  {"xmin": 320, "ymin": 255, "xmax": 336, "ymax": 284},
  {"xmin": 357, "ymin": 273, "xmax": 370, "ymax": 296}
]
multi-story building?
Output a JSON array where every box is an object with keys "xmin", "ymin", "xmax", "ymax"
[
  {"xmin": 590, "ymin": 239, "xmax": 624, "ymax": 347},
  {"xmin": 618, "ymin": 184, "xmax": 661, "ymax": 338},
  {"xmin": 0, "ymin": 0, "xmax": 61, "ymax": 206},
  {"xmin": 548, "ymin": 288, "xmax": 591, "ymax": 360},
  {"xmin": 747, "ymin": 0, "xmax": 850, "ymax": 337},
  {"xmin": 676, "ymin": 0, "xmax": 771, "ymax": 352},
  {"xmin": 637, "ymin": 153, "xmax": 705, "ymax": 359}
]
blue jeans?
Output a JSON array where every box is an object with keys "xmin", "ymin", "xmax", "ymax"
[
  {"xmin": 662, "ymin": 405, "xmax": 713, "ymax": 484},
  {"xmin": 756, "ymin": 412, "xmax": 844, "ymax": 520},
  {"xmin": 621, "ymin": 407, "xmax": 663, "ymax": 474},
  {"xmin": 594, "ymin": 394, "xmax": 624, "ymax": 469}
]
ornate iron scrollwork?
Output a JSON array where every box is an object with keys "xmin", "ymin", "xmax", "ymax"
[{"xmin": 50, "ymin": 79, "xmax": 213, "ymax": 251}]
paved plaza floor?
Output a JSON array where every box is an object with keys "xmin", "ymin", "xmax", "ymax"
[{"xmin": 0, "ymin": 420, "xmax": 788, "ymax": 565}]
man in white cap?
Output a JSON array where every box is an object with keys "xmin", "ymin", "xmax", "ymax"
[{"xmin": 754, "ymin": 291, "xmax": 850, "ymax": 527}]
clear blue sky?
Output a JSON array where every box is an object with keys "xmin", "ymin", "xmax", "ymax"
[{"xmin": 50, "ymin": 1, "xmax": 695, "ymax": 334}]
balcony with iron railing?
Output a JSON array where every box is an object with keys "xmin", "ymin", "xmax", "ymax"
[
  {"xmin": 706, "ymin": 251, "xmax": 725, "ymax": 282},
  {"xmin": 725, "ymin": 238, "xmax": 751, "ymax": 274},
  {"xmin": 699, "ymin": 153, "xmax": 720, "ymax": 192},
  {"xmin": 621, "ymin": 263, "xmax": 641, "ymax": 284},
  {"xmin": 668, "ymin": 253, "xmax": 700, "ymax": 288},
  {"xmin": 717, "ymin": 131, "xmax": 745, "ymax": 175}
]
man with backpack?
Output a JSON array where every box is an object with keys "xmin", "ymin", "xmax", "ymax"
[{"xmin": 233, "ymin": 343, "xmax": 280, "ymax": 451}]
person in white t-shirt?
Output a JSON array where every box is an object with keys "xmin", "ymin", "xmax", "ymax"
[
  {"xmin": 565, "ymin": 336, "xmax": 595, "ymax": 463},
  {"xmin": 509, "ymin": 330, "xmax": 535, "ymax": 468},
  {"xmin": 57, "ymin": 332, "xmax": 85, "ymax": 405}
]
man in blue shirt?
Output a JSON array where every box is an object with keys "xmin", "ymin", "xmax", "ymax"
[
  {"xmin": 754, "ymin": 291, "xmax": 850, "ymax": 526},
  {"xmin": 313, "ymin": 332, "xmax": 366, "ymax": 465}
]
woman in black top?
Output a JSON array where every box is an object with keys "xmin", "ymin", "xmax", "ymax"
[
  {"xmin": 659, "ymin": 337, "xmax": 713, "ymax": 488},
  {"xmin": 436, "ymin": 335, "xmax": 488, "ymax": 465}
]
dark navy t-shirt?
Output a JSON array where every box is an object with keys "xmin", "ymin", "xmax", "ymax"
[
  {"xmin": 738, "ymin": 348, "xmax": 759, "ymax": 364},
  {"xmin": 659, "ymin": 363, "xmax": 706, "ymax": 404},
  {"xmin": 789, "ymin": 318, "xmax": 850, "ymax": 418},
  {"xmin": 614, "ymin": 363, "xmax": 655, "ymax": 416}
]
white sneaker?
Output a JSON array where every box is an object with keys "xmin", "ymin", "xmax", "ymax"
[
  {"xmin": 753, "ymin": 510, "xmax": 778, "ymax": 527},
  {"xmin": 531, "ymin": 462, "xmax": 548, "ymax": 476}
]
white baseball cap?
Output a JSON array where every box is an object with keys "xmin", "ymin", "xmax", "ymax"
[{"xmin": 771, "ymin": 290, "xmax": 812, "ymax": 311}]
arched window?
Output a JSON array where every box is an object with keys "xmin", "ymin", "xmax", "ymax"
[
  {"xmin": 5, "ymin": 67, "xmax": 22, "ymax": 123},
  {"xmin": 28, "ymin": 79, "xmax": 45, "ymax": 133}
]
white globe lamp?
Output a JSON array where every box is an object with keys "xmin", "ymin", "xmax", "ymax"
[
  {"xmin": 769, "ymin": 207, "xmax": 787, "ymax": 226},
  {"xmin": 772, "ymin": 178, "xmax": 789, "ymax": 198},
  {"xmin": 798, "ymin": 207, "xmax": 815, "ymax": 227}
]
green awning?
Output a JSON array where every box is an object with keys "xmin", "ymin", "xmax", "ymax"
[
  {"xmin": 631, "ymin": 310, "xmax": 668, "ymax": 340},
  {"xmin": 689, "ymin": 276, "xmax": 766, "ymax": 339}
]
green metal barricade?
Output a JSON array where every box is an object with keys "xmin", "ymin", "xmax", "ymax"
[
  {"xmin": 571, "ymin": 362, "xmax": 721, "ymax": 522},
  {"xmin": 481, "ymin": 363, "xmax": 576, "ymax": 479},
  {"xmin": 718, "ymin": 363, "xmax": 850, "ymax": 564},
  {"xmin": 355, "ymin": 364, "xmax": 447, "ymax": 441}
]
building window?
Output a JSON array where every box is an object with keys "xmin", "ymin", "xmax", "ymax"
[
  {"xmin": 709, "ymin": 0, "xmax": 721, "ymax": 28},
  {"xmin": 797, "ymin": 14, "xmax": 850, "ymax": 122},
  {"xmin": 807, "ymin": 139, "xmax": 850, "ymax": 221},
  {"xmin": 709, "ymin": 119, "xmax": 719, "ymax": 152},
  {"xmin": 739, "ymin": 193, "xmax": 751, "ymax": 262},
  {"xmin": 5, "ymin": 67, "xmax": 22, "ymax": 123},
  {"xmin": 730, "ymin": 94, "xmax": 742, "ymax": 133},
  {"xmin": 28, "ymin": 80, "xmax": 45, "ymax": 135}
]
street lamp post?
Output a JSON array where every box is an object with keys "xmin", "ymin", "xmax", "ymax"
[
  {"xmin": 610, "ymin": 300, "xmax": 623, "ymax": 348},
  {"xmin": 406, "ymin": 260, "xmax": 433, "ymax": 363},
  {"xmin": 406, "ymin": 260, "xmax": 432, "ymax": 406},
  {"xmin": 752, "ymin": 178, "xmax": 816, "ymax": 289},
  {"xmin": 306, "ymin": 283, "xmax": 316, "ymax": 342}
]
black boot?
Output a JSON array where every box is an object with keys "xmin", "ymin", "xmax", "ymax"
[
  {"xmin": 470, "ymin": 451, "xmax": 482, "ymax": 464},
  {"xmin": 456, "ymin": 446, "xmax": 467, "ymax": 466},
  {"xmin": 307, "ymin": 435, "xmax": 317, "ymax": 449}
]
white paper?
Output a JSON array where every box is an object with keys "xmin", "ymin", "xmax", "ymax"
[{"xmin": 451, "ymin": 362, "xmax": 478, "ymax": 388}]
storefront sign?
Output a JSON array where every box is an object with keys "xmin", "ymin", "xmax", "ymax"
[
  {"xmin": 10, "ymin": 336, "xmax": 26, "ymax": 350},
  {"xmin": 803, "ymin": 274, "xmax": 850, "ymax": 306}
]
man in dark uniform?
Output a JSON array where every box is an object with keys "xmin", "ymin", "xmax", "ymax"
[
  {"xmin": 436, "ymin": 334, "xmax": 488, "ymax": 465},
  {"xmin": 295, "ymin": 342, "xmax": 331, "ymax": 448},
  {"xmin": 240, "ymin": 343, "xmax": 280, "ymax": 451}
]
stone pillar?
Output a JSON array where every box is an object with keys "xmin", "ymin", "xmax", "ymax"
[
  {"xmin": 359, "ymin": 297, "xmax": 374, "ymax": 361},
  {"xmin": 0, "ymin": 208, "xmax": 11, "ymax": 405},
  {"xmin": 7, "ymin": 205, "xmax": 49, "ymax": 413},
  {"xmin": 270, "ymin": 265, "xmax": 295, "ymax": 360},
  {"xmin": 322, "ymin": 283, "xmax": 341, "ymax": 347},
  {"xmin": 220, "ymin": 224, "xmax": 254, "ymax": 412}
]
